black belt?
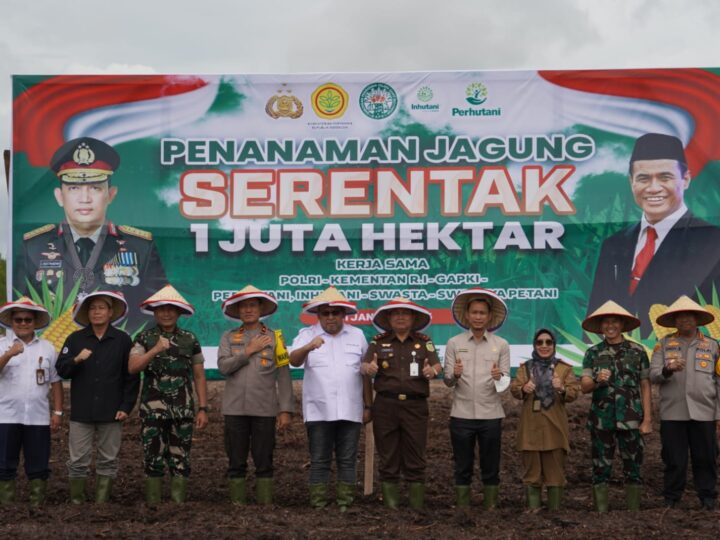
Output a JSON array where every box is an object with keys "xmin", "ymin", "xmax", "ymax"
[{"xmin": 378, "ymin": 391, "xmax": 427, "ymax": 401}]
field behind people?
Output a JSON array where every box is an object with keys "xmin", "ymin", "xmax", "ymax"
[{"xmin": 0, "ymin": 381, "xmax": 718, "ymax": 539}]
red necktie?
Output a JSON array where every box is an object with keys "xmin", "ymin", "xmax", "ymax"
[{"xmin": 629, "ymin": 226, "xmax": 657, "ymax": 295}]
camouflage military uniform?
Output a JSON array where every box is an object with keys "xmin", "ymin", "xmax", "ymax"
[
  {"xmin": 582, "ymin": 339, "xmax": 649, "ymax": 485},
  {"xmin": 133, "ymin": 325, "xmax": 204, "ymax": 477}
]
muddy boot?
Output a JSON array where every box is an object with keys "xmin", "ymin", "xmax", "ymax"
[
  {"xmin": 309, "ymin": 483, "xmax": 328, "ymax": 509},
  {"xmin": 592, "ymin": 484, "xmax": 609, "ymax": 513},
  {"xmin": 69, "ymin": 477, "xmax": 86, "ymax": 504},
  {"xmin": 0, "ymin": 480, "xmax": 16, "ymax": 504},
  {"xmin": 547, "ymin": 486, "xmax": 563, "ymax": 511},
  {"xmin": 455, "ymin": 485, "xmax": 471, "ymax": 508},
  {"xmin": 228, "ymin": 478, "xmax": 247, "ymax": 505},
  {"xmin": 625, "ymin": 484, "xmax": 641, "ymax": 512},
  {"xmin": 336, "ymin": 482, "xmax": 355, "ymax": 512},
  {"xmin": 381, "ymin": 482, "xmax": 399, "ymax": 509},
  {"xmin": 145, "ymin": 477, "xmax": 163, "ymax": 506},
  {"xmin": 526, "ymin": 485, "xmax": 542, "ymax": 511},
  {"xmin": 256, "ymin": 477, "xmax": 273, "ymax": 505},
  {"xmin": 482, "ymin": 485, "xmax": 499, "ymax": 510},
  {"xmin": 408, "ymin": 482, "xmax": 425, "ymax": 510},
  {"xmin": 28, "ymin": 479, "xmax": 47, "ymax": 507},
  {"xmin": 95, "ymin": 475, "xmax": 113, "ymax": 504},
  {"xmin": 170, "ymin": 476, "xmax": 187, "ymax": 503}
]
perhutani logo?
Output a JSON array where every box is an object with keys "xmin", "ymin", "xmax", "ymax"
[
  {"xmin": 311, "ymin": 83, "xmax": 349, "ymax": 120},
  {"xmin": 411, "ymin": 85, "xmax": 440, "ymax": 112},
  {"xmin": 359, "ymin": 83, "xmax": 398, "ymax": 119},
  {"xmin": 453, "ymin": 81, "xmax": 502, "ymax": 117}
]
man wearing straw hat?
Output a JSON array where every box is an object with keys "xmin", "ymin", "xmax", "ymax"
[
  {"xmin": 580, "ymin": 300, "xmax": 652, "ymax": 512},
  {"xmin": 129, "ymin": 284, "xmax": 209, "ymax": 505},
  {"xmin": 649, "ymin": 295, "xmax": 720, "ymax": 510},
  {"xmin": 56, "ymin": 291, "xmax": 140, "ymax": 504},
  {"xmin": 0, "ymin": 298, "xmax": 63, "ymax": 506},
  {"xmin": 361, "ymin": 297, "xmax": 441, "ymax": 509},
  {"xmin": 289, "ymin": 286, "xmax": 372, "ymax": 511},
  {"xmin": 443, "ymin": 288, "xmax": 511, "ymax": 511},
  {"xmin": 217, "ymin": 285, "xmax": 294, "ymax": 505}
]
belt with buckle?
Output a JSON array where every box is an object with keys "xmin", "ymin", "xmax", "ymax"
[{"xmin": 378, "ymin": 391, "xmax": 426, "ymax": 401}]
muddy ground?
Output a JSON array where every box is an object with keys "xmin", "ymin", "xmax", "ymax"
[{"xmin": 1, "ymin": 381, "xmax": 719, "ymax": 539}]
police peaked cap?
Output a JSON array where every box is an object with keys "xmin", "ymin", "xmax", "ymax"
[
  {"xmin": 50, "ymin": 137, "xmax": 120, "ymax": 183},
  {"xmin": 630, "ymin": 133, "xmax": 687, "ymax": 165}
]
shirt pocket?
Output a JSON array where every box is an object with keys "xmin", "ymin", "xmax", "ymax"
[
  {"xmin": 1, "ymin": 357, "xmax": 21, "ymax": 380},
  {"xmin": 344, "ymin": 345, "xmax": 362, "ymax": 368},
  {"xmin": 308, "ymin": 346, "xmax": 330, "ymax": 368}
]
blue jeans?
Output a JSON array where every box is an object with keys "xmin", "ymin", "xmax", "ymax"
[{"xmin": 306, "ymin": 421, "xmax": 361, "ymax": 485}]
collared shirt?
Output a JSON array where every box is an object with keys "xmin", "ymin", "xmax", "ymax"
[
  {"xmin": 0, "ymin": 334, "xmax": 60, "ymax": 425},
  {"xmin": 633, "ymin": 203, "xmax": 687, "ymax": 263},
  {"xmin": 443, "ymin": 330, "xmax": 511, "ymax": 419},
  {"xmin": 69, "ymin": 225, "xmax": 102, "ymax": 244},
  {"xmin": 291, "ymin": 323, "xmax": 368, "ymax": 423},
  {"xmin": 56, "ymin": 325, "xmax": 139, "ymax": 422}
]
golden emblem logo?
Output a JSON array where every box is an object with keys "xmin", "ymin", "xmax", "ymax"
[
  {"xmin": 72, "ymin": 142, "xmax": 95, "ymax": 165},
  {"xmin": 265, "ymin": 87, "xmax": 303, "ymax": 119},
  {"xmin": 311, "ymin": 83, "xmax": 349, "ymax": 120}
]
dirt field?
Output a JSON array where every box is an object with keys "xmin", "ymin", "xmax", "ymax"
[{"xmin": 1, "ymin": 381, "xmax": 719, "ymax": 539}]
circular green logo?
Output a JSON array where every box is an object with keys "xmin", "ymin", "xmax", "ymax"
[
  {"xmin": 417, "ymin": 86, "xmax": 433, "ymax": 103},
  {"xmin": 465, "ymin": 82, "xmax": 488, "ymax": 105},
  {"xmin": 359, "ymin": 83, "xmax": 398, "ymax": 119}
]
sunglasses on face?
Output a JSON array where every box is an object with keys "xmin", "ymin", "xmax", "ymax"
[
  {"xmin": 319, "ymin": 310, "xmax": 343, "ymax": 317},
  {"xmin": 12, "ymin": 317, "xmax": 34, "ymax": 324},
  {"xmin": 535, "ymin": 339, "xmax": 554, "ymax": 346}
]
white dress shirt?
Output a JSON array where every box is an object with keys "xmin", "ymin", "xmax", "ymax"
[{"xmin": 633, "ymin": 203, "xmax": 687, "ymax": 264}]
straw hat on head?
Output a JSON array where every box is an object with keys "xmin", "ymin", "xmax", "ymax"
[
  {"xmin": 222, "ymin": 285, "xmax": 278, "ymax": 321},
  {"xmin": 655, "ymin": 295, "xmax": 715, "ymax": 328},
  {"xmin": 140, "ymin": 284, "xmax": 195, "ymax": 316},
  {"xmin": 302, "ymin": 286, "xmax": 358, "ymax": 315},
  {"xmin": 582, "ymin": 300, "xmax": 641, "ymax": 334},
  {"xmin": 451, "ymin": 288, "xmax": 508, "ymax": 332},
  {"xmin": 372, "ymin": 297, "xmax": 431, "ymax": 333},
  {"xmin": 73, "ymin": 291, "xmax": 128, "ymax": 327},
  {"xmin": 0, "ymin": 297, "xmax": 51, "ymax": 330}
]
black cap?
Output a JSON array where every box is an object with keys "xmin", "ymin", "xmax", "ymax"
[
  {"xmin": 50, "ymin": 137, "xmax": 120, "ymax": 183},
  {"xmin": 630, "ymin": 133, "xmax": 686, "ymax": 166}
]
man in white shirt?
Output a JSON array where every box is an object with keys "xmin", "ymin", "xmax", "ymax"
[
  {"xmin": 289, "ymin": 287, "xmax": 371, "ymax": 511},
  {"xmin": 0, "ymin": 298, "xmax": 63, "ymax": 506}
]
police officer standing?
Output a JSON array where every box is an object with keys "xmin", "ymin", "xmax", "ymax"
[
  {"xmin": 649, "ymin": 295, "xmax": 720, "ymax": 510},
  {"xmin": 361, "ymin": 297, "xmax": 441, "ymax": 510}
]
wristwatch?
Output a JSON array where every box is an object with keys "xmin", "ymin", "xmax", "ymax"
[
  {"xmin": 198, "ymin": 406, "xmax": 209, "ymax": 413},
  {"xmin": 52, "ymin": 410, "xmax": 64, "ymax": 417}
]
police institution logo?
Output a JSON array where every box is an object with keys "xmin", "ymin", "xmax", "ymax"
[
  {"xmin": 311, "ymin": 83, "xmax": 349, "ymax": 120},
  {"xmin": 265, "ymin": 86, "xmax": 303, "ymax": 119},
  {"xmin": 453, "ymin": 81, "xmax": 502, "ymax": 118},
  {"xmin": 411, "ymin": 85, "xmax": 440, "ymax": 112},
  {"xmin": 359, "ymin": 82, "xmax": 398, "ymax": 120}
]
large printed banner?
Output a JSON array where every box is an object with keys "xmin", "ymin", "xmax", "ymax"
[{"xmin": 9, "ymin": 70, "xmax": 720, "ymax": 372}]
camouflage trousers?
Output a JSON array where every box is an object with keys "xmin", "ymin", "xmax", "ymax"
[
  {"xmin": 141, "ymin": 417, "xmax": 194, "ymax": 477},
  {"xmin": 590, "ymin": 428, "xmax": 644, "ymax": 485}
]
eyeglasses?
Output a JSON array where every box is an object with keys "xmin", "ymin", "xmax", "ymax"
[
  {"xmin": 319, "ymin": 309, "xmax": 343, "ymax": 317},
  {"xmin": 535, "ymin": 339, "xmax": 554, "ymax": 346},
  {"xmin": 12, "ymin": 317, "xmax": 34, "ymax": 324}
]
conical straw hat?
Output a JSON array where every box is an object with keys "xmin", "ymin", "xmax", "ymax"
[
  {"xmin": 0, "ymin": 297, "xmax": 51, "ymax": 330},
  {"xmin": 451, "ymin": 288, "xmax": 508, "ymax": 332},
  {"xmin": 73, "ymin": 291, "xmax": 128, "ymax": 327},
  {"xmin": 582, "ymin": 300, "xmax": 640, "ymax": 334},
  {"xmin": 655, "ymin": 295, "xmax": 714, "ymax": 328},
  {"xmin": 302, "ymin": 286, "xmax": 358, "ymax": 315},
  {"xmin": 372, "ymin": 297, "xmax": 431, "ymax": 333},
  {"xmin": 140, "ymin": 284, "xmax": 195, "ymax": 316},
  {"xmin": 222, "ymin": 285, "xmax": 278, "ymax": 320}
]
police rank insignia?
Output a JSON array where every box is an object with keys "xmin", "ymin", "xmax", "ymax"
[
  {"xmin": 426, "ymin": 342, "xmax": 435, "ymax": 352},
  {"xmin": 382, "ymin": 361, "xmax": 389, "ymax": 369},
  {"xmin": 103, "ymin": 251, "xmax": 140, "ymax": 286}
]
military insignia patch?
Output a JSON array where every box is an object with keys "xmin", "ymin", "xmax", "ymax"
[
  {"xmin": 382, "ymin": 361, "xmax": 389, "ymax": 369},
  {"xmin": 426, "ymin": 342, "xmax": 435, "ymax": 352}
]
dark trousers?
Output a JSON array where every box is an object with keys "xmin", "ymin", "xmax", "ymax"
[
  {"xmin": 306, "ymin": 420, "xmax": 361, "ymax": 485},
  {"xmin": 372, "ymin": 395, "xmax": 428, "ymax": 483},
  {"xmin": 224, "ymin": 415, "xmax": 275, "ymax": 479},
  {"xmin": 449, "ymin": 417, "xmax": 502, "ymax": 486},
  {"xmin": 0, "ymin": 423, "xmax": 51, "ymax": 481},
  {"xmin": 660, "ymin": 420, "xmax": 718, "ymax": 502}
]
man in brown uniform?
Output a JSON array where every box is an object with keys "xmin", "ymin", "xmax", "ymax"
[{"xmin": 361, "ymin": 298, "xmax": 441, "ymax": 509}]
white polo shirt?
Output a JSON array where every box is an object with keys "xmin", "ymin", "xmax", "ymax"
[
  {"xmin": 291, "ymin": 323, "xmax": 368, "ymax": 423},
  {"xmin": 0, "ymin": 333, "xmax": 60, "ymax": 425}
]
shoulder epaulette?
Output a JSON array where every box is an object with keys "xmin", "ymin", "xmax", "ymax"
[
  {"xmin": 373, "ymin": 331, "xmax": 391, "ymax": 341},
  {"xmin": 23, "ymin": 224, "xmax": 54, "ymax": 240},
  {"xmin": 118, "ymin": 225, "xmax": 152, "ymax": 240},
  {"xmin": 415, "ymin": 332, "xmax": 431, "ymax": 342}
]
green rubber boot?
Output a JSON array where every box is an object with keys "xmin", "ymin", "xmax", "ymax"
[
  {"xmin": 28, "ymin": 479, "xmax": 47, "ymax": 507},
  {"xmin": 526, "ymin": 485, "xmax": 542, "ymax": 510},
  {"xmin": 170, "ymin": 476, "xmax": 187, "ymax": 503},
  {"xmin": 228, "ymin": 477, "xmax": 247, "ymax": 505},
  {"xmin": 145, "ymin": 477, "xmax": 163, "ymax": 506},
  {"xmin": 381, "ymin": 482, "xmax": 400, "ymax": 509},
  {"xmin": 455, "ymin": 485, "xmax": 471, "ymax": 508},
  {"xmin": 309, "ymin": 483, "xmax": 328, "ymax": 509},
  {"xmin": 408, "ymin": 482, "xmax": 425, "ymax": 510},
  {"xmin": 592, "ymin": 484, "xmax": 609, "ymax": 513},
  {"xmin": 547, "ymin": 486, "xmax": 563, "ymax": 511},
  {"xmin": 625, "ymin": 484, "xmax": 641, "ymax": 512},
  {"xmin": 95, "ymin": 475, "xmax": 113, "ymax": 504},
  {"xmin": 256, "ymin": 477, "xmax": 273, "ymax": 505},
  {"xmin": 483, "ymin": 485, "xmax": 499, "ymax": 510},
  {"xmin": 336, "ymin": 482, "xmax": 355, "ymax": 512},
  {"xmin": 69, "ymin": 477, "xmax": 86, "ymax": 504},
  {"xmin": 0, "ymin": 480, "xmax": 16, "ymax": 504}
]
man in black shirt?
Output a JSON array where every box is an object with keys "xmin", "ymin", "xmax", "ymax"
[{"xmin": 56, "ymin": 291, "xmax": 139, "ymax": 504}]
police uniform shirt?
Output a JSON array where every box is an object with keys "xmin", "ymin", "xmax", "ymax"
[
  {"xmin": 0, "ymin": 333, "xmax": 60, "ymax": 425},
  {"xmin": 291, "ymin": 323, "xmax": 368, "ymax": 423}
]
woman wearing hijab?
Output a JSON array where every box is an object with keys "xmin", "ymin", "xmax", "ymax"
[{"xmin": 510, "ymin": 328, "xmax": 579, "ymax": 511}]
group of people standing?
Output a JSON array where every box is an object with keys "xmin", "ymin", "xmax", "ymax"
[{"xmin": 0, "ymin": 284, "xmax": 718, "ymax": 515}]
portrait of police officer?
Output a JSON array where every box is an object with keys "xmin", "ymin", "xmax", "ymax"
[
  {"xmin": 587, "ymin": 132, "xmax": 720, "ymax": 336},
  {"xmin": 16, "ymin": 137, "xmax": 167, "ymax": 332}
]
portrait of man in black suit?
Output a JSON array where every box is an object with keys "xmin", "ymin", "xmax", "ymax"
[{"xmin": 587, "ymin": 133, "xmax": 720, "ymax": 337}]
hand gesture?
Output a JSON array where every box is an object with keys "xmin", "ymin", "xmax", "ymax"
[
  {"xmin": 247, "ymin": 334, "xmax": 273, "ymax": 356},
  {"xmin": 552, "ymin": 376, "xmax": 564, "ymax": 392},
  {"xmin": 666, "ymin": 358, "xmax": 684, "ymax": 372},
  {"xmin": 453, "ymin": 357, "xmax": 463, "ymax": 379},
  {"xmin": 490, "ymin": 363, "xmax": 502, "ymax": 381},
  {"xmin": 523, "ymin": 380, "xmax": 536, "ymax": 394},
  {"xmin": 7, "ymin": 342, "xmax": 24, "ymax": 357},
  {"xmin": 153, "ymin": 336, "xmax": 171, "ymax": 354},
  {"xmin": 309, "ymin": 336, "xmax": 325, "ymax": 350},
  {"xmin": 75, "ymin": 348, "xmax": 93, "ymax": 363},
  {"xmin": 422, "ymin": 358, "xmax": 435, "ymax": 379},
  {"xmin": 365, "ymin": 353, "xmax": 379, "ymax": 376},
  {"xmin": 597, "ymin": 368, "xmax": 611, "ymax": 383}
]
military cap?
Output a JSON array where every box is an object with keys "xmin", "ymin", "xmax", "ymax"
[
  {"xmin": 50, "ymin": 137, "xmax": 120, "ymax": 184},
  {"xmin": 630, "ymin": 133, "xmax": 687, "ymax": 166}
]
